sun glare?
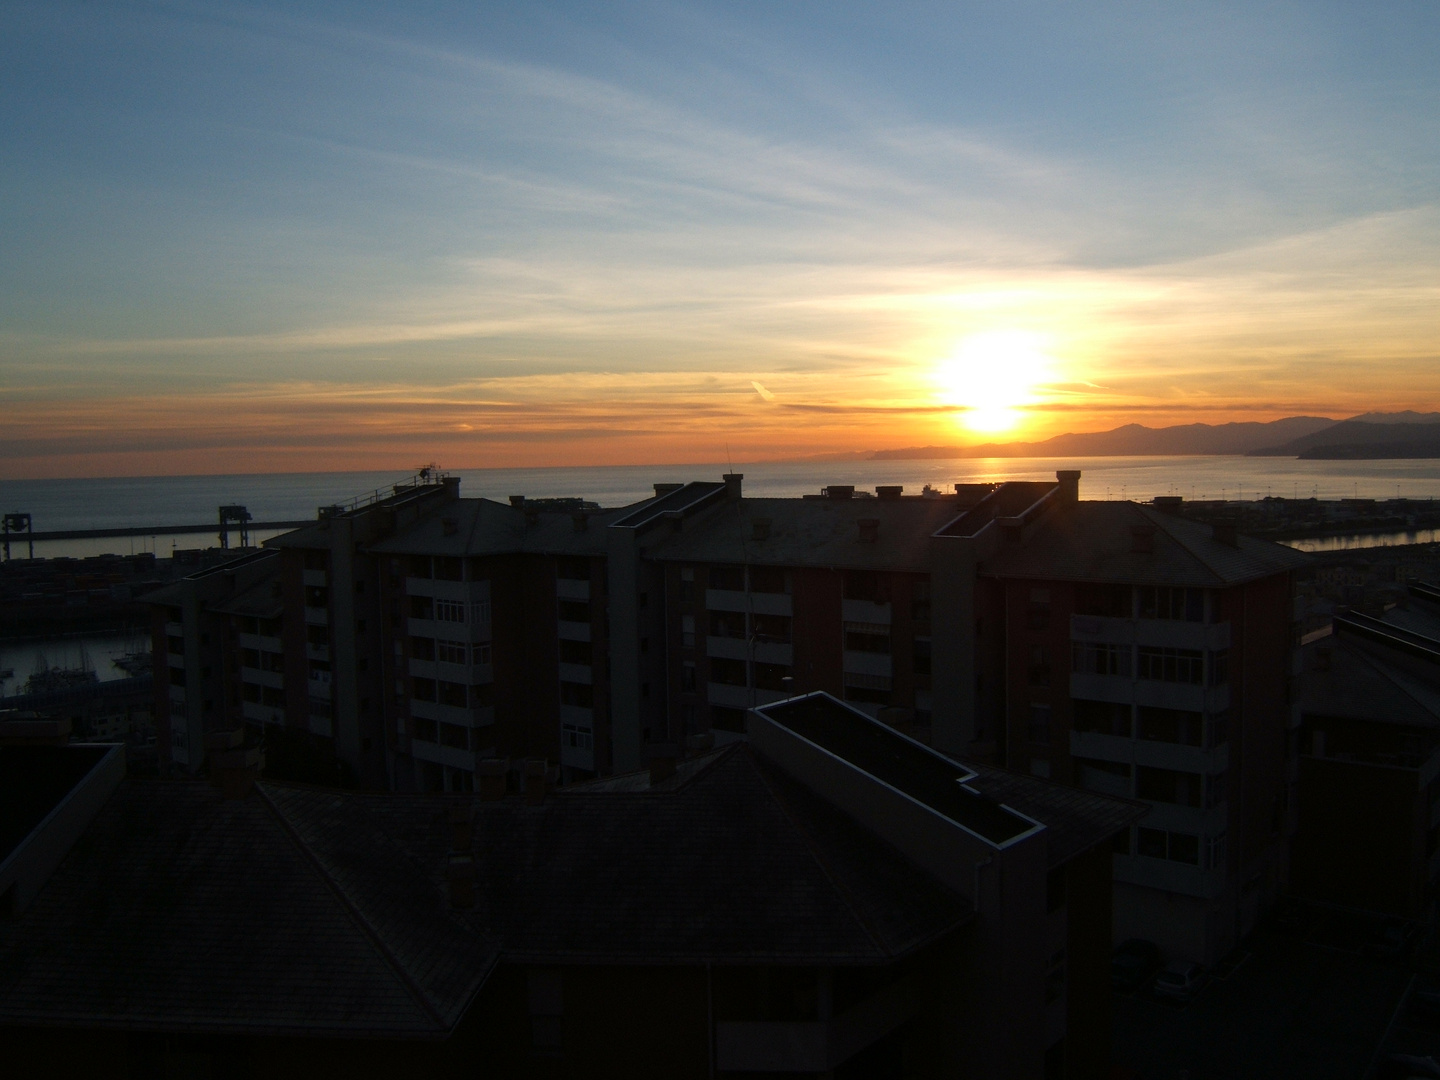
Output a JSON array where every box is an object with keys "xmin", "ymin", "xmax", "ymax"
[{"xmin": 934, "ymin": 331, "xmax": 1051, "ymax": 435}]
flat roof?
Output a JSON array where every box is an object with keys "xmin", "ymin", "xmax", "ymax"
[{"xmin": 755, "ymin": 694, "xmax": 1036, "ymax": 845}]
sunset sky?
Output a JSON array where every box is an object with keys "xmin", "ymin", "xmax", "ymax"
[{"xmin": 3, "ymin": 1, "xmax": 1438, "ymax": 477}]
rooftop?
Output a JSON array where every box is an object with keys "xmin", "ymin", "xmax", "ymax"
[{"xmin": 983, "ymin": 501, "xmax": 1311, "ymax": 586}]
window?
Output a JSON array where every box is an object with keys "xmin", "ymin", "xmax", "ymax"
[
  {"xmin": 408, "ymin": 555, "xmax": 432, "ymax": 578},
  {"xmin": 306, "ymin": 624, "xmax": 328, "ymax": 646},
  {"xmin": 913, "ymin": 637, "xmax": 932, "ymax": 677},
  {"xmin": 563, "ymin": 724, "xmax": 593, "ymax": 750},
  {"xmin": 708, "ymin": 611, "xmax": 744, "ymax": 639},
  {"xmin": 439, "ymin": 722, "xmax": 468, "ymax": 748},
  {"xmin": 1028, "ymin": 588, "xmax": 1051, "ymax": 630},
  {"xmin": 304, "ymin": 586, "xmax": 328, "ymax": 608},
  {"xmin": 1205, "ymin": 770, "xmax": 1227, "ymax": 810},
  {"xmin": 410, "ymin": 596, "xmax": 434, "ymax": 619},
  {"xmin": 1136, "ymin": 766, "xmax": 1202, "ymax": 807},
  {"xmin": 708, "ymin": 565, "xmax": 745, "ymax": 591},
  {"xmin": 681, "ymin": 614, "xmax": 695, "ymax": 647},
  {"xmin": 1209, "ymin": 649, "xmax": 1229, "ymax": 686},
  {"xmin": 754, "ymin": 663, "xmax": 791, "ymax": 691},
  {"xmin": 710, "ymin": 657, "xmax": 747, "ymax": 687},
  {"xmin": 412, "ymin": 717, "xmax": 437, "ymax": 742},
  {"xmin": 1137, "ymin": 706, "xmax": 1202, "ymax": 746},
  {"xmin": 1073, "ymin": 699, "xmax": 1132, "ymax": 737},
  {"xmin": 1028, "ymin": 645, "xmax": 1050, "ymax": 686},
  {"xmin": 435, "ymin": 556, "xmax": 463, "ymax": 581},
  {"xmin": 1075, "ymin": 758, "xmax": 1131, "ymax": 797},
  {"xmin": 557, "ymin": 558, "xmax": 588, "ymax": 581},
  {"xmin": 752, "ymin": 613, "xmax": 791, "ymax": 643},
  {"xmin": 309, "ymin": 660, "xmax": 331, "ymax": 683},
  {"xmin": 911, "ymin": 578, "xmax": 932, "ymax": 622},
  {"xmin": 1044, "ymin": 947, "xmax": 1066, "ymax": 1003},
  {"xmin": 557, "ymin": 600, "xmax": 589, "ymax": 623},
  {"xmin": 1072, "ymin": 641, "xmax": 1131, "ymax": 676},
  {"xmin": 411, "ymin": 636, "xmax": 435, "ymax": 661},
  {"xmin": 412, "ymin": 677, "xmax": 437, "ymax": 702},
  {"xmin": 712, "ymin": 706, "xmax": 746, "ymax": 732},
  {"xmin": 1136, "ymin": 646, "xmax": 1204, "ymax": 684},
  {"xmin": 679, "ymin": 567, "xmax": 695, "ymax": 604},
  {"xmin": 1075, "ymin": 584, "xmax": 1130, "ymax": 618},
  {"xmin": 472, "ymin": 600, "xmax": 491, "ymax": 626},
  {"xmin": 560, "ymin": 681, "xmax": 593, "ymax": 708},
  {"xmin": 1138, "ymin": 586, "xmax": 1205, "ymax": 622},
  {"xmin": 432, "ymin": 599, "xmax": 464, "ymax": 623},
  {"xmin": 1028, "ymin": 704, "xmax": 1052, "ymax": 743},
  {"xmin": 845, "ymin": 629, "xmax": 890, "ymax": 654},
  {"xmin": 559, "ymin": 639, "xmax": 591, "ymax": 666},
  {"xmin": 437, "ymin": 639, "xmax": 468, "ymax": 665},
  {"xmin": 1207, "ymin": 832, "xmax": 1227, "ymax": 870},
  {"xmin": 844, "ymin": 570, "xmax": 881, "ymax": 601},
  {"xmin": 473, "ymin": 643, "xmax": 492, "ymax": 666},
  {"xmin": 438, "ymin": 680, "xmax": 468, "ymax": 707},
  {"xmin": 681, "ymin": 662, "xmax": 696, "ymax": 692},
  {"xmin": 749, "ymin": 566, "xmax": 789, "ymax": 594}
]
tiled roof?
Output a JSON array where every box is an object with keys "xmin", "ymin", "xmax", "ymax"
[
  {"xmin": 1301, "ymin": 635, "xmax": 1440, "ymax": 728},
  {"xmin": 983, "ymin": 502, "xmax": 1310, "ymax": 586},
  {"xmin": 367, "ymin": 498, "xmax": 644, "ymax": 558},
  {"xmin": 649, "ymin": 496, "xmax": 980, "ymax": 573}
]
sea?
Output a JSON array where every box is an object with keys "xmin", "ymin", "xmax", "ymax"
[
  {"xmin": 6, "ymin": 455, "xmax": 1440, "ymax": 561},
  {"xmin": 6, "ymin": 455, "xmax": 1440, "ymax": 693}
]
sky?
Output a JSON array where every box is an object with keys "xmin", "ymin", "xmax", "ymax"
[{"xmin": 2, "ymin": 0, "xmax": 1438, "ymax": 478}]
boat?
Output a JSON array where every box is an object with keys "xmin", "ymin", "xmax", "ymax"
[{"xmin": 23, "ymin": 651, "xmax": 99, "ymax": 695}]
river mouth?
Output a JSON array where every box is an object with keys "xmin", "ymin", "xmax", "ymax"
[{"xmin": 1280, "ymin": 529, "xmax": 1440, "ymax": 553}]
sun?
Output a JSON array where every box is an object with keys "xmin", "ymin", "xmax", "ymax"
[{"xmin": 934, "ymin": 331, "xmax": 1051, "ymax": 435}]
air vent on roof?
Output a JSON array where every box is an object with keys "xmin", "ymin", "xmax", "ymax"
[
  {"xmin": 824, "ymin": 485, "xmax": 855, "ymax": 500},
  {"xmin": 509, "ymin": 495, "xmax": 525, "ymax": 508},
  {"xmin": 752, "ymin": 518, "xmax": 772, "ymax": 540},
  {"xmin": 876, "ymin": 485, "xmax": 903, "ymax": 499},
  {"xmin": 858, "ymin": 518, "xmax": 879, "ymax": 543},
  {"xmin": 1131, "ymin": 525, "xmax": 1155, "ymax": 554},
  {"xmin": 1153, "ymin": 496, "xmax": 1183, "ymax": 513},
  {"xmin": 442, "ymin": 518, "xmax": 459, "ymax": 536}
]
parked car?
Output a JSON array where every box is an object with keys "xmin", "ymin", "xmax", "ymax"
[
  {"xmin": 1152, "ymin": 960, "xmax": 1205, "ymax": 1002},
  {"xmin": 1112, "ymin": 939, "xmax": 1163, "ymax": 992}
]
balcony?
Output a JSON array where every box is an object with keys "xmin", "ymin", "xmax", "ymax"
[
  {"xmin": 707, "ymin": 683, "xmax": 787, "ymax": 710},
  {"xmin": 408, "ymin": 617, "xmax": 492, "ymax": 644},
  {"xmin": 240, "ymin": 667, "xmax": 284, "ymax": 691},
  {"xmin": 1068, "ymin": 672, "xmax": 1227, "ymax": 714},
  {"xmin": 841, "ymin": 598, "xmax": 891, "ymax": 625},
  {"xmin": 302, "ymin": 569, "xmax": 326, "ymax": 587},
  {"xmin": 706, "ymin": 589, "xmax": 792, "ymax": 616},
  {"xmin": 305, "ymin": 643, "xmax": 329, "ymax": 662},
  {"xmin": 560, "ymin": 742, "xmax": 595, "ymax": 771},
  {"xmin": 304, "ymin": 606, "xmax": 328, "ymax": 627},
  {"xmin": 405, "ymin": 577, "xmax": 491, "ymax": 602},
  {"xmin": 1070, "ymin": 613, "xmax": 1230, "ymax": 651},
  {"xmin": 560, "ymin": 704, "xmax": 594, "ymax": 728},
  {"xmin": 556, "ymin": 578, "xmax": 590, "ymax": 602},
  {"xmin": 238, "ymin": 632, "xmax": 283, "ymax": 653},
  {"xmin": 307, "ymin": 678, "xmax": 331, "ymax": 700},
  {"xmin": 843, "ymin": 651, "xmax": 892, "ymax": 678},
  {"xmin": 242, "ymin": 701, "xmax": 283, "ymax": 725},
  {"xmin": 1113, "ymin": 854, "xmax": 1225, "ymax": 899},
  {"xmin": 165, "ymin": 621, "xmax": 183, "ymax": 637},
  {"xmin": 412, "ymin": 699, "xmax": 494, "ymax": 727},
  {"xmin": 558, "ymin": 662, "xmax": 592, "ymax": 685},
  {"xmin": 410, "ymin": 739, "xmax": 476, "ymax": 772},
  {"xmin": 557, "ymin": 620, "xmax": 592, "ymax": 643}
]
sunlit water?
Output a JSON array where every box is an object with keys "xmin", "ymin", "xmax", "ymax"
[{"xmin": 5, "ymin": 456, "xmax": 1440, "ymax": 559}]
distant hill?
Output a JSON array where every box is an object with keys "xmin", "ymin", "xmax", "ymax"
[
  {"xmin": 1247, "ymin": 413, "xmax": 1440, "ymax": 458},
  {"xmin": 869, "ymin": 416, "xmax": 1336, "ymax": 460}
]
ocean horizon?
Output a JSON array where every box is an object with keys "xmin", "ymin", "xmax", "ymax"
[{"xmin": 6, "ymin": 454, "xmax": 1440, "ymax": 560}]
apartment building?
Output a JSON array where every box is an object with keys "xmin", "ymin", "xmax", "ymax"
[
  {"xmin": 979, "ymin": 500, "xmax": 1307, "ymax": 964},
  {"xmin": 1292, "ymin": 597, "xmax": 1440, "ymax": 918}
]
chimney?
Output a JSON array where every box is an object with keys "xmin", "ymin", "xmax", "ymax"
[
  {"xmin": 448, "ymin": 853, "xmax": 475, "ymax": 909},
  {"xmin": 1153, "ymin": 496, "xmax": 1183, "ymax": 514},
  {"xmin": 825, "ymin": 485, "xmax": 855, "ymax": 500},
  {"xmin": 1056, "ymin": 470, "xmax": 1081, "ymax": 504},
  {"xmin": 876, "ymin": 485, "xmax": 903, "ymax": 500},
  {"xmin": 447, "ymin": 803, "xmax": 474, "ymax": 851},
  {"xmin": 1213, "ymin": 522, "xmax": 1238, "ymax": 547},
  {"xmin": 654, "ymin": 483, "xmax": 683, "ymax": 498},
  {"xmin": 205, "ymin": 729, "xmax": 261, "ymax": 800},
  {"xmin": 647, "ymin": 743, "xmax": 679, "ymax": 786},
  {"xmin": 752, "ymin": 518, "xmax": 772, "ymax": 541},
  {"xmin": 442, "ymin": 517, "xmax": 459, "ymax": 536},
  {"xmin": 1131, "ymin": 526, "xmax": 1156, "ymax": 554},
  {"xmin": 509, "ymin": 495, "xmax": 526, "ymax": 508},
  {"xmin": 723, "ymin": 473, "xmax": 744, "ymax": 500},
  {"xmin": 477, "ymin": 757, "xmax": 509, "ymax": 801},
  {"xmin": 523, "ymin": 758, "xmax": 548, "ymax": 805},
  {"xmin": 572, "ymin": 512, "xmax": 589, "ymax": 533},
  {"xmin": 857, "ymin": 518, "xmax": 880, "ymax": 543},
  {"xmin": 442, "ymin": 475, "xmax": 461, "ymax": 499}
]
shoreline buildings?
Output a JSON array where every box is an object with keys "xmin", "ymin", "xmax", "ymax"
[{"xmin": 149, "ymin": 469, "xmax": 1308, "ymax": 966}]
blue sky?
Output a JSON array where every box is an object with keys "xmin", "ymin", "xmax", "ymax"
[{"xmin": 2, "ymin": 1, "xmax": 1438, "ymax": 475}]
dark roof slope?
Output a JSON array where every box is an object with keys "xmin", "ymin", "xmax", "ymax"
[
  {"xmin": 367, "ymin": 498, "xmax": 645, "ymax": 558},
  {"xmin": 0, "ymin": 746, "xmax": 111, "ymax": 864},
  {"xmin": 983, "ymin": 501, "xmax": 1309, "ymax": 586},
  {"xmin": 0, "ymin": 782, "xmax": 446, "ymax": 1038},
  {"xmin": 1301, "ymin": 635, "xmax": 1440, "ymax": 728},
  {"xmin": 649, "ymin": 496, "xmax": 975, "ymax": 572}
]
